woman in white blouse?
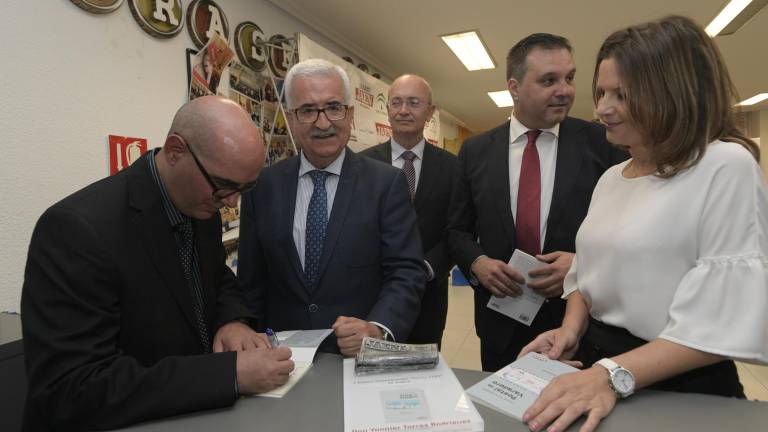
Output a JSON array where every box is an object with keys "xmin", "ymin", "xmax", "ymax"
[{"xmin": 519, "ymin": 15, "xmax": 767, "ymax": 432}]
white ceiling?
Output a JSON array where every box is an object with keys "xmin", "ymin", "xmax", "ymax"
[{"xmin": 268, "ymin": 0, "xmax": 767, "ymax": 133}]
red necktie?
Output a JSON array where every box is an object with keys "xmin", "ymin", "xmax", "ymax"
[{"xmin": 516, "ymin": 130, "xmax": 542, "ymax": 256}]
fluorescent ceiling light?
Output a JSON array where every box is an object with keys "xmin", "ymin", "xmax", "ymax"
[
  {"xmin": 706, "ymin": 0, "xmax": 767, "ymax": 36},
  {"xmin": 487, "ymin": 91, "xmax": 514, "ymax": 107},
  {"xmin": 737, "ymin": 93, "xmax": 768, "ymax": 105},
  {"xmin": 441, "ymin": 31, "xmax": 495, "ymax": 71}
]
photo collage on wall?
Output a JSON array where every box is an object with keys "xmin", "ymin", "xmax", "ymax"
[
  {"xmin": 186, "ymin": 33, "xmax": 299, "ymax": 272},
  {"xmin": 186, "ymin": 33, "xmax": 298, "ymax": 166}
]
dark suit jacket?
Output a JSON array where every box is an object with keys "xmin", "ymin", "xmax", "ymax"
[
  {"xmin": 238, "ymin": 149, "xmax": 426, "ymax": 343},
  {"xmin": 448, "ymin": 118, "xmax": 627, "ymax": 354},
  {"xmin": 21, "ymin": 154, "xmax": 253, "ymax": 430},
  {"xmin": 361, "ymin": 140, "xmax": 457, "ymax": 344}
]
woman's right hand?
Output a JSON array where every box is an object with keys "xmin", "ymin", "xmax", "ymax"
[{"xmin": 519, "ymin": 326, "xmax": 583, "ymax": 367}]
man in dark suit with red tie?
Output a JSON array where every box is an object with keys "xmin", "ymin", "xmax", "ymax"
[
  {"xmin": 362, "ymin": 74, "xmax": 457, "ymax": 347},
  {"xmin": 448, "ymin": 34, "xmax": 627, "ymax": 371}
]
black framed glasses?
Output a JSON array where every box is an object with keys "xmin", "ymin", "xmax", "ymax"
[
  {"xmin": 387, "ymin": 97, "xmax": 427, "ymax": 110},
  {"xmin": 175, "ymin": 134, "xmax": 258, "ymax": 200},
  {"xmin": 291, "ymin": 104, "xmax": 350, "ymax": 123}
]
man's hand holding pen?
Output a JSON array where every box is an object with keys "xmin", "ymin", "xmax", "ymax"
[
  {"xmin": 266, "ymin": 328, "xmax": 280, "ymax": 347},
  {"xmin": 214, "ymin": 322, "xmax": 293, "ymax": 395}
]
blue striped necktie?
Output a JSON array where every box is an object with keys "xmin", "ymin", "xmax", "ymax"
[{"xmin": 305, "ymin": 170, "xmax": 330, "ymax": 288}]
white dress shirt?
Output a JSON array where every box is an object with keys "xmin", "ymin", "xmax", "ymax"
[
  {"xmin": 563, "ymin": 140, "xmax": 768, "ymax": 362},
  {"xmin": 508, "ymin": 114, "xmax": 559, "ymax": 251},
  {"xmin": 391, "ymin": 138, "xmax": 425, "ymax": 191},
  {"xmin": 293, "ymin": 149, "xmax": 345, "ymax": 269}
]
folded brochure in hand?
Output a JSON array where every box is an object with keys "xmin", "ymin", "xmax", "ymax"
[{"xmin": 486, "ymin": 249, "xmax": 547, "ymax": 326}]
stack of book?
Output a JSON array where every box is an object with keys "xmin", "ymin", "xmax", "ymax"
[{"xmin": 344, "ymin": 353, "xmax": 484, "ymax": 432}]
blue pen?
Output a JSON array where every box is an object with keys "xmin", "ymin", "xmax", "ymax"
[{"xmin": 266, "ymin": 328, "xmax": 279, "ymax": 347}]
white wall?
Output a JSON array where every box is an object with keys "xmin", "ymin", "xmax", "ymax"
[
  {"xmin": 438, "ymin": 113, "xmax": 459, "ymax": 146},
  {"xmin": 0, "ymin": 0, "xmax": 361, "ymax": 312}
]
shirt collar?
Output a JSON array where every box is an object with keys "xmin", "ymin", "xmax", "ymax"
[
  {"xmin": 299, "ymin": 148, "xmax": 346, "ymax": 177},
  {"xmin": 509, "ymin": 112, "xmax": 560, "ymax": 144},
  {"xmin": 391, "ymin": 137, "xmax": 425, "ymax": 161},
  {"xmin": 147, "ymin": 148, "xmax": 189, "ymax": 228}
]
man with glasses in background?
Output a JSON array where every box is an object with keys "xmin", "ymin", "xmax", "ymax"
[
  {"xmin": 238, "ymin": 59, "xmax": 425, "ymax": 357},
  {"xmin": 22, "ymin": 96, "xmax": 294, "ymax": 431},
  {"xmin": 362, "ymin": 74, "xmax": 457, "ymax": 347}
]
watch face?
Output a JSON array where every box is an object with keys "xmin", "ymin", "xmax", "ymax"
[{"xmin": 612, "ymin": 369, "xmax": 635, "ymax": 394}]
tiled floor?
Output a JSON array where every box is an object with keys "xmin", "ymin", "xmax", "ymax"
[{"xmin": 441, "ymin": 281, "xmax": 768, "ymax": 401}]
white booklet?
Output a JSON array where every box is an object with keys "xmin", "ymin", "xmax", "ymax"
[
  {"xmin": 343, "ymin": 354, "xmax": 484, "ymax": 432},
  {"xmin": 256, "ymin": 329, "xmax": 333, "ymax": 398},
  {"xmin": 486, "ymin": 249, "xmax": 546, "ymax": 326},
  {"xmin": 466, "ymin": 352, "xmax": 578, "ymax": 421}
]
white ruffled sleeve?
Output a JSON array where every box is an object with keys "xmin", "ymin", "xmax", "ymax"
[
  {"xmin": 659, "ymin": 146, "xmax": 768, "ymax": 363},
  {"xmin": 562, "ymin": 254, "xmax": 579, "ymax": 298}
]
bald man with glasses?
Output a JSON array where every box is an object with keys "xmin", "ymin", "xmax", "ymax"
[
  {"xmin": 362, "ymin": 74, "xmax": 457, "ymax": 348},
  {"xmin": 22, "ymin": 96, "xmax": 294, "ymax": 431}
]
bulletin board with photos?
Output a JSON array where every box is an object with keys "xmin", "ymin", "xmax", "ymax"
[
  {"xmin": 185, "ymin": 33, "xmax": 298, "ymax": 167},
  {"xmin": 185, "ymin": 33, "xmax": 299, "ymax": 272}
]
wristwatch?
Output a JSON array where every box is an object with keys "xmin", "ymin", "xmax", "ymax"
[{"xmin": 596, "ymin": 358, "xmax": 635, "ymax": 398}]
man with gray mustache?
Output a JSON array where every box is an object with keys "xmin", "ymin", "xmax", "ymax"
[{"xmin": 238, "ymin": 59, "xmax": 426, "ymax": 357}]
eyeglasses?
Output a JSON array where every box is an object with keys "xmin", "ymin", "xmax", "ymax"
[
  {"xmin": 174, "ymin": 134, "xmax": 258, "ymax": 200},
  {"xmin": 387, "ymin": 97, "xmax": 428, "ymax": 110},
  {"xmin": 291, "ymin": 104, "xmax": 350, "ymax": 124}
]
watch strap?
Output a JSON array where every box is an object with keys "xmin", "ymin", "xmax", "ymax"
[{"xmin": 597, "ymin": 357, "xmax": 620, "ymax": 372}]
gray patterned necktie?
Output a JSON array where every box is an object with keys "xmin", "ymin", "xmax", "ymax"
[
  {"xmin": 177, "ymin": 220, "xmax": 211, "ymax": 352},
  {"xmin": 401, "ymin": 150, "xmax": 417, "ymax": 201},
  {"xmin": 305, "ymin": 170, "xmax": 330, "ymax": 289}
]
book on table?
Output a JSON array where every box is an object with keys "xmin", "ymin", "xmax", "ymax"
[
  {"xmin": 465, "ymin": 352, "xmax": 578, "ymax": 421},
  {"xmin": 343, "ymin": 353, "xmax": 484, "ymax": 432}
]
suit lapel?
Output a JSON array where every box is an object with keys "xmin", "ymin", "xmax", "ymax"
[
  {"xmin": 413, "ymin": 143, "xmax": 438, "ymax": 212},
  {"xmin": 281, "ymin": 158, "xmax": 312, "ymax": 299},
  {"xmin": 316, "ymin": 150, "xmax": 357, "ymax": 288},
  {"xmin": 128, "ymin": 155, "xmax": 199, "ymax": 332},
  {"xmin": 489, "ymin": 125, "xmax": 517, "ymax": 248},
  {"xmin": 370, "ymin": 140, "xmax": 393, "ymax": 164},
  {"xmin": 545, "ymin": 118, "xmax": 584, "ymax": 249}
]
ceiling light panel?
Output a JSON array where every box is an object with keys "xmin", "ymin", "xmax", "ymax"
[
  {"xmin": 705, "ymin": 0, "xmax": 767, "ymax": 36},
  {"xmin": 738, "ymin": 93, "xmax": 768, "ymax": 105},
  {"xmin": 441, "ymin": 31, "xmax": 495, "ymax": 71},
  {"xmin": 487, "ymin": 91, "xmax": 514, "ymax": 107}
]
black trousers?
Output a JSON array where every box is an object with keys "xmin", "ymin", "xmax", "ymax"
[{"xmin": 578, "ymin": 317, "xmax": 745, "ymax": 398}]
